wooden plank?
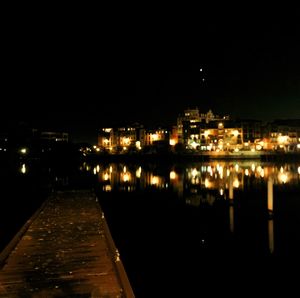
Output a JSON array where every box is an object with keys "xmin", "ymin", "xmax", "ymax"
[{"xmin": 0, "ymin": 190, "xmax": 134, "ymax": 297}]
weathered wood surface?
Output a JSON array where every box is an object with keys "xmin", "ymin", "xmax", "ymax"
[{"xmin": 0, "ymin": 190, "xmax": 134, "ymax": 297}]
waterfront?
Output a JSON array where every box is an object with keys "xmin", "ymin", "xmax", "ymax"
[{"xmin": 1, "ymin": 159, "xmax": 300, "ymax": 296}]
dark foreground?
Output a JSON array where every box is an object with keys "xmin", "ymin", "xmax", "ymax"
[{"xmin": 0, "ymin": 190, "xmax": 134, "ymax": 297}]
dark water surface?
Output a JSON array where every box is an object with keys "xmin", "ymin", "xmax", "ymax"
[{"xmin": 1, "ymin": 159, "xmax": 300, "ymax": 296}]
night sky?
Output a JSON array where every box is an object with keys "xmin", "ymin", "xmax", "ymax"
[{"xmin": 2, "ymin": 10, "xmax": 300, "ymax": 143}]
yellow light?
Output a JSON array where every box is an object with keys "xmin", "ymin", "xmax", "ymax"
[
  {"xmin": 151, "ymin": 176, "xmax": 159, "ymax": 185},
  {"xmin": 96, "ymin": 148, "xmax": 100, "ymax": 152},
  {"xmin": 218, "ymin": 122, "xmax": 223, "ymax": 128},
  {"xmin": 256, "ymin": 144, "xmax": 262, "ymax": 150},
  {"xmin": 20, "ymin": 148, "xmax": 27, "ymax": 154},
  {"xmin": 93, "ymin": 168, "xmax": 97, "ymax": 175},
  {"xmin": 279, "ymin": 173, "xmax": 288, "ymax": 184},
  {"xmin": 151, "ymin": 134, "xmax": 159, "ymax": 141},
  {"xmin": 169, "ymin": 139, "xmax": 176, "ymax": 146},
  {"xmin": 297, "ymin": 144, "xmax": 300, "ymax": 149},
  {"xmin": 278, "ymin": 135, "xmax": 288, "ymax": 144},
  {"xmin": 123, "ymin": 137, "xmax": 130, "ymax": 145},
  {"xmin": 204, "ymin": 178, "xmax": 210, "ymax": 188},
  {"xmin": 104, "ymin": 185, "xmax": 112, "ymax": 192},
  {"xmin": 104, "ymin": 139, "xmax": 109, "ymax": 145},
  {"xmin": 191, "ymin": 168, "xmax": 198, "ymax": 177},
  {"xmin": 109, "ymin": 166, "xmax": 113, "ymax": 173},
  {"xmin": 204, "ymin": 130, "xmax": 209, "ymax": 138},
  {"xmin": 170, "ymin": 171, "xmax": 176, "ymax": 180},
  {"xmin": 298, "ymin": 167, "xmax": 300, "ymax": 175},
  {"xmin": 123, "ymin": 173, "xmax": 130, "ymax": 182},
  {"xmin": 96, "ymin": 165, "xmax": 100, "ymax": 173},
  {"xmin": 136, "ymin": 141, "xmax": 141, "ymax": 149},
  {"xmin": 234, "ymin": 148, "xmax": 239, "ymax": 152},
  {"xmin": 245, "ymin": 169, "xmax": 249, "ymax": 176},
  {"xmin": 20, "ymin": 164, "xmax": 26, "ymax": 174},
  {"xmin": 235, "ymin": 164, "xmax": 239, "ymax": 172},
  {"xmin": 93, "ymin": 145, "xmax": 97, "ymax": 149},
  {"xmin": 103, "ymin": 173, "xmax": 109, "ymax": 181},
  {"xmin": 251, "ymin": 164, "xmax": 255, "ymax": 171},
  {"xmin": 123, "ymin": 166, "xmax": 127, "ymax": 172},
  {"xmin": 220, "ymin": 188, "xmax": 224, "ymax": 196},
  {"xmin": 136, "ymin": 167, "xmax": 142, "ymax": 178},
  {"xmin": 233, "ymin": 179, "xmax": 239, "ymax": 188},
  {"xmin": 233, "ymin": 130, "xmax": 239, "ymax": 137}
]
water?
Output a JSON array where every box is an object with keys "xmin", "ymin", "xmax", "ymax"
[{"xmin": 1, "ymin": 159, "xmax": 300, "ymax": 296}]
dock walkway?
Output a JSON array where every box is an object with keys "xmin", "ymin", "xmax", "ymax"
[{"xmin": 0, "ymin": 190, "xmax": 134, "ymax": 297}]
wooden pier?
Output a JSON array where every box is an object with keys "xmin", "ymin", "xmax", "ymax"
[{"xmin": 0, "ymin": 190, "xmax": 134, "ymax": 297}]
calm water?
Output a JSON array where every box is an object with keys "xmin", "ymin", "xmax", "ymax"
[{"xmin": 1, "ymin": 159, "xmax": 300, "ymax": 296}]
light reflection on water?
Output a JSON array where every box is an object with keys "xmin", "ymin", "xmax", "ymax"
[
  {"xmin": 82, "ymin": 160, "xmax": 300, "ymax": 257},
  {"xmin": 81, "ymin": 161, "xmax": 300, "ymax": 200}
]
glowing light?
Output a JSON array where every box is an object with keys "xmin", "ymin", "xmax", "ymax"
[
  {"xmin": 235, "ymin": 164, "xmax": 239, "ymax": 172},
  {"xmin": 234, "ymin": 148, "xmax": 239, "ymax": 152},
  {"xmin": 96, "ymin": 165, "xmax": 100, "ymax": 173},
  {"xmin": 204, "ymin": 130, "xmax": 209, "ymax": 138},
  {"xmin": 260, "ymin": 169, "xmax": 265, "ymax": 178},
  {"xmin": 279, "ymin": 173, "xmax": 288, "ymax": 184},
  {"xmin": 280, "ymin": 167, "xmax": 284, "ymax": 173},
  {"xmin": 123, "ymin": 166, "xmax": 127, "ymax": 173},
  {"xmin": 104, "ymin": 139, "xmax": 109, "ymax": 145},
  {"xmin": 93, "ymin": 145, "xmax": 97, "ymax": 149},
  {"xmin": 245, "ymin": 169, "xmax": 249, "ymax": 176},
  {"xmin": 123, "ymin": 173, "xmax": 130, "ymax": 182},
  {"xmin": 123, "ymin": 137, "xmax": 130, "ymax": 145},
  {"xmin": 20, "ymin": 148, "xmax": 27, "ymax": 154},
  {"xmin": 298, "ymin": 167, "xmax": 300, "ymax": 175},
  {"xmin": 103, "ymin": 173, "xmax": 109, "ymax": 181},
  {"xmin": 232, "ymin": 130, "xmax": 239, "ymax": 137},
  {"xmin": 233, "ymin": 179, "xmax": 239, "ymax": 188},
  {"xmin": 220, "ymin": 188, "xmax": 224, "ymax": 196},
  {"xmin": 200, "ymin": 68, "xmax": 203, "ymax": 72},
  {"xmin": 20, "ymin": 164, "xmax": 26, "ymax": 174},
  {"xmin": 169, "ymin": 139, "xmax": 176, "ymax": 146},
  {"xmin": 93, "ymin": 168, "xmax": 97, "ymax": 175},
  {"xmin": 297, "ymin": 144, "xmax": 300, "ymax": 149},
  {"xmin": 191, "ymin": 168, "xmax": 198, "ymax": 177},
  {"xmin": 190, "ymin": 141, "xmax": 198, "ymax": 149},
  {"xmin": 204, "ymin": 178, "xmax": 210, "ymax": 188},
  {"xmin": 136, "ymin": 167, "xmax": 142, "ymax": 178},
  {"xmin": 151, "ymin": 176, "xmax": 159, "ymax": 185},
  {"xmin": 278, "ymin": 135, "xmax": 289, "ymax": 144},
  {"xmin": 170, "ymin": 171, "xmax": 176, "ymax": 180},
  {"xmin": 251, "ymin": 148, "xmax": 255, "ymax": 152},
  {"xmin": 218, "ymin": 123, "xmax": 223, "ymax": 128},
  {"xmin": 103, "ymin": 185, "xmax": 112, "ymax": 192},
  {"xmin": 256, "ymin": 145, "xmax": 262, "ymax": 150},
  {"xmin": 251, "ymin": 164, "xmax": 255, "ymax": 171},
  {"xmin": 109, "ymin": 166, "xmax": 113, "ymax": 173},
  {"xmin": 226, "ymin": 169, "xmax": 230, "ymax": 177},
  {"xmin": 136, "ymin": 141, "xmax": 141, "ymax": 149},
  {"xmin": 96, "ymin": 148, "xmax": 100, "ymax": 152},
  {"xmin": 151, "ymin": 134, "xmax": 159, "ymax": 141}
]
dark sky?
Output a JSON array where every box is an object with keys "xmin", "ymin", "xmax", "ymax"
[{"xmin": 2, "ymin": 9, "xmax": 300, "ymax": 143}]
